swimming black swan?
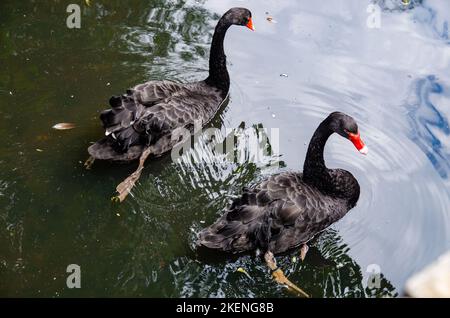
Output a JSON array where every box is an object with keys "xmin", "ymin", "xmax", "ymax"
[
  {"xmin": 86, "ymin": 8, "xmax": 255, "ymax": 202},
  {"xmin": 197, "ymin": 112, "xmax": 368, "ymax": 296}
]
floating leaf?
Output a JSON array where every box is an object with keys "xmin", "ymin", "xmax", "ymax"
[
  {"xmin": 36, "ymin": 148, "xmax": 44, "ymax": 152},
  {"xmin": 52, "ymin": 123, "xmax": 76, "ymax": 130},
  {"xmin": 85, "ymin": 0, "xmax": 91, "ymax": 6}
]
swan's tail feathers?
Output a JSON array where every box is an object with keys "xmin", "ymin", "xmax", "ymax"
[
  {"xmin": 87, "ymin": 137, "xmax": 145, "ymax": 162},
  {"xmin": 88, "ymin": 94, "xmax": 147, "ymax": 161},
  {"xmin": 197, "ymin": 206, "xmax": 269, "ymax": 253},
  {"xmin": 101, "ymin": 95, "xmax": 137, "ymax": 134}
]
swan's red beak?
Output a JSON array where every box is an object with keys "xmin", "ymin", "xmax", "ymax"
[
  {"xmin": 246, "ymin": 18, "xmax": 255, "ymax": 31},
  {"xmin": 348, "ymin": 132, "xmax": 368, "ymax": 155}
]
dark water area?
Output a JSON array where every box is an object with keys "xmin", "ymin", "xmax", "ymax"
[{"xmin": 0, "ymin": 0, "xmax": 449, "ymax": 297}]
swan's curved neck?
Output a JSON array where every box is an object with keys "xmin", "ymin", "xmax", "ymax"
[
  {"xmin": 303, "ymin": 120, "xmax": 360, "ymax": 206},
  {"xmin": 303, "ymin": 120, "xmax": 332, "ymax": 186},
  {"xmin": 303, "ymin": 120, "xmax": 360, "ymax": 208},
  {"xmin": 205, "ymin": 18, "xmax": 230, "ymax": 94},
  {"xmin": 303, "ymin": 120, "xmax": 359, "ymax": 201}
]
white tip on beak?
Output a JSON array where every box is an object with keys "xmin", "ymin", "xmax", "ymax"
[{"xmin": 359, "ymin": 145, "xmax": 368, "ymax": 155}]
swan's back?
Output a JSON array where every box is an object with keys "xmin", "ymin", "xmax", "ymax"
[
  {"xmin": 88, "ymin": 80, "xmax": 224, "ymax": 161},
  {"xmin": 198, "ymin": 171, "xmax": 352, "ymax": 255}
]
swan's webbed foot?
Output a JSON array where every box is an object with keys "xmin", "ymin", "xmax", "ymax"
[
  {"xmin": 113, "ymin": 168, "xmax": 144, "ymax": 202},
  {"xmin": 84, "ymin": 156, "xmax": 95, "ymax": 170},
  {"xmin": 113, "ymin": 147, "xmax": 152, "ymax": 203},
  {"xmin": 264, "ymin": 251, "xmax": 310, "ymax": 298}
]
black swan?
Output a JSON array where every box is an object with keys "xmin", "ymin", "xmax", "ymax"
[
  {"xmin": 197, "ymin": 112, "xmax": 368, "ymax": 296},
  {"xmin": 86, "ymin": 7, "xmax": 255, "ymax": 202}
]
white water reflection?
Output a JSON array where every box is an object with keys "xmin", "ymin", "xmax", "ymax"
[{"xmin": 198, "ymin": 0, "xmax": 450, "ymax": 292}]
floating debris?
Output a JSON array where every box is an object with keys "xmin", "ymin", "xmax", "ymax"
[
  {"xmin": 272, "ymin": 113, "xmax": 276, "ymax": 118},
  {"xmin": 9, "ymin": 91, "xmax": 13, "ymax": 95},
  {"xmin": 199, "ymin": 220, "xmax": 205, "ymax": 224},
  {"xmin": 85, "ymin": 0, "xmax": 91, "ymax": 6},
  {"xmin": 292, "ymin": 256, "xmax": 298, "ymax": 263},
  {"xmin": 106, "ymin": 82, "xmax": 111, "ymax": 86},
  {"xmin": 36, "ymin": 149, "xmax": 44, "ymax": 152},
  {"xmin": 280, "ymin": 73, "xmax": 288, "ymax": 77},
  {"xmin": 266, "ymin": 16, "xmax": 277, "ymax": 24},
  {"xmin": 116, "ymin": 213, "xmax": 120, "ymax": 217},
  {"xmin": 236, "ymin": 267, "xmax": 252, "ymax": 280},
  {"xmin": 402, "ymin": 0, "xmax": 411, "ymax": 5},
  {"xmin": 52, "ymin": 123, "xmax": 76, "ymax": 130}
]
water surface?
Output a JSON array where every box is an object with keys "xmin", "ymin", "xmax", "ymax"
[{"xmin": 1, "ymin": 0, "xmax": 449, "ymax": 297}]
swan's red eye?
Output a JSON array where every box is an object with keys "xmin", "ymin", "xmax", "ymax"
[
  {"xmin": 246, "ymin": 18, "xmax": 255, "ymax": 31},
  {"xmin": 348, "ymin": 131, "xmax": 368, "ymax": 155}
]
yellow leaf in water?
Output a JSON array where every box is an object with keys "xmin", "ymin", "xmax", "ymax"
[
  {"xmin": 85, "ymin": 0, "xmax": 91, "ymax": 6},
  {"xmin": 236, "ymin": 267, "xmax": 252, "ymax": 280},
  {"xmin": 52, "ymin": 123, "xmax": 76, "ymax": 130}
]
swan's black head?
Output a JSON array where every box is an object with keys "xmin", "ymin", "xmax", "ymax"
[
  {"xmin": 222, "ymin": 7, "xmax": 254, "ymax": 31},
  {"xmin": 326, "ymin": 112, "xmax": 368, "ymax": 155}
]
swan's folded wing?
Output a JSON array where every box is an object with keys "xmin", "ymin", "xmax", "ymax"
[
  {"xmin": 197, "ymin": 172, "xmax": 335, "ymax": 254},
  {"xmin": 132, "ymin": 80, "xmax": 185, "ymax": 107},
  {"xmin": 88, "ymin": 102, "xmax": 185, "ymax": 161},
  {"xmin": 264, "ymin": 173, "xmax": 336, "ymax": 253}
]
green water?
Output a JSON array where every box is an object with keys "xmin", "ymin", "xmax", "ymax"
[{"xmin": 2, "ymin": 0, "xmax": 450, "ymax": 297}]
